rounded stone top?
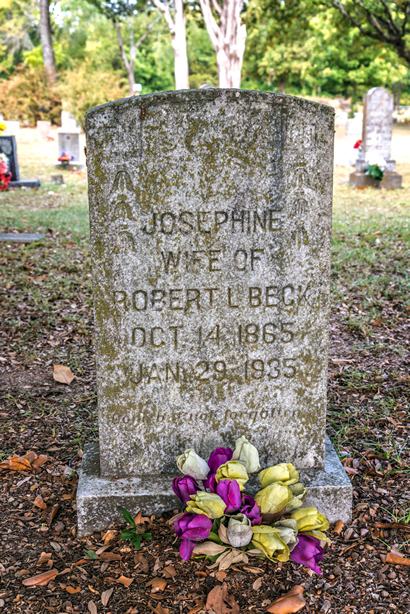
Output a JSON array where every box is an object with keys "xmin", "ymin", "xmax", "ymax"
[{"xmin": 85, "ymin": 88, "xmax": 334, "ymax": 128}]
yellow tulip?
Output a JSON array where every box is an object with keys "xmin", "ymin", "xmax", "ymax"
[
  {"xmin": 215, "ymin": 461, "xmax": 249, "ymax": 490},
  {"xmin": 254, "ymin": 482, "xmax": 293, "ymax": 515},
  {"xmin": 251, "ymin": 525, "xmax": 290, "ymax": 562},
  {"xmin": 186, "ymin": 492, "xmax": 226, "ymax": 519},
  {"xmin": 290, "ymin": 506, "xmax": 330, "ymax": 532},
  {"xmin": 232, "ymin": 436, "xmax": 260, "ymax": 473},
  {"xmin": 258, "ymin": 463, "xmax": 299, "ymax": 488}
]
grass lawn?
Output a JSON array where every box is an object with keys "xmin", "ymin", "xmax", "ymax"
[{"xmin": 0, "ymin": 158, "xmax": 409, "ymax": 612}]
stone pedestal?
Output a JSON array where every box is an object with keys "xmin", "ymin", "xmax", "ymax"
[
  {"xmin": 77, "ymin": 437, "xmax": 352, "ymax": 536},
  {"xmin": 349, "ymin": 170, "xmax": 402, "ymax": 189}
]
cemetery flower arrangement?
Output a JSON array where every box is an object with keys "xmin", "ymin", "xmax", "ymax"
[
  {"xmin": 0, "ymin": 153, "xmax": 11, "ymax": 191},
  {"xmin": 171, "ymin": 437, "xmax": 330, "ymax": 574}
]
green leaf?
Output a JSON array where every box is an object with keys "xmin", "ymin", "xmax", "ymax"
[
  {"xmin": 130, "ymin": 534, "xmax": 142, "ymax": 549},
  {"xmin": 84, "ymin": 549, "xmax": 97, "ymax": 560},
  {"xmin": 142, "ymin": 531, "xmax": 152, "ymax": 541},
  {"xmin": 120, "ymin": 506, "xmax": 136, "ymax": 528}
]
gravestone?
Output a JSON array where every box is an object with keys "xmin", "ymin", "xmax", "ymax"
[
  {"xmin": 0, "ymin": 135, "xmax": 40, "ymax": 188},
  {"xmin": 77, "ymin": 90, "xmax": 352, "ymax": 535},
  {"xmin": 350, "ymin": 87, "xmax": 402, "ymax": 189},
  {"xmin": 57, "ymin": 130, "xmax": 81, "ymax": 166}
]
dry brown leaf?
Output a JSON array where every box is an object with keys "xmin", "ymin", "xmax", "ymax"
[
  {"xmin": 385, "ymin": 551, "xmax": 410, "ymax": 566},
  {"xmin": 135, "ymin": 552, "xmax": 149, "ymax": 573},
  {"xmin": 266, "ymin": 585, "xmax": 306, "ymax": 614},
  {"xmin": 0, "ymin": 455, "xmax": 32, "ymax": 472},
  {"xmin": 65, "ymin": 585, "xmax": 81, "ymax": 594},
  {"xmin": 215, "ymin": 570, "xmax": 227, "ymax": 582},
  {"xmin": 153, "ymin": 605, "xmax": 170, "ymax": 614},
  {"xmin": 333, "ymin": 520, "xmax": 345, "ymax": 535},
  {"xmin": 53, "ymin": 364, "xmax": 75, "ymax": 385},
  {"xmin": 33, "ymin": 495, "xmax": 47, "ymax": 510},
  {"xmin": 100, "ymin": 552, "xmax": 122, "ymax": 561},
  {"xmin": 134, "ymin": 510, "xmax": 150, "ymax": 525},
  {"xmin": 252, "ymin": 577, "xmax": 263, "ymax": 591},
  {"xmin": 218, "ymin": 524, "xmax": 230, "ymax": 544},
  {"xmin": 36, "ymin": 552, "xmax": 52, "ymax": 566},
  {"xmin": 22, "ymin": 569, "xmax": 59, "ymax": 587},
  {"xmin": 102, "ymin": 530, "xmax": 117, "ymax": 544},
  {"xmin": 31, "ymin": 454, "xmax": 48, "ymax": 470},
  {"xmin": 163, "ymin": 564, "xmax": 176, "ymax": 578},
  {"xmin": 243, "ymin": 566, "xmax": 264, "ymax": 574},
  {"xmin": 205, "ymin": 583, "xmax": 240, "ymax": 614},
  {"xmin": 101, "ymin": 587, "xmax": 114, "ymax": 606},
  {"xmin": 88, "ymin": 600, "xmax": 98, "ymax": 614},
  {"xmin": 148, "ymin": 577, "xmax": 167, "ymax": 593},
  {"xmin": 117, "ymin": 575, "xmax": 133, "ymax": 588}
]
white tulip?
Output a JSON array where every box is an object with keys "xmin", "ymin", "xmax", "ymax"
[
  {"xmin": 232, "ymin": 436, "xmax": 260, "ymax": 473},
  {"xmin": 176, "ymin": 448, "xmax": 210, "ymax": 480}
]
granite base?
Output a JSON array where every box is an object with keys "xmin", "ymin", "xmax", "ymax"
[
  {"xmin": 349, "ymin": 171, "xmax": 402, "ymax": 189},
  {"xmin": 77, "ymin": 437, "xmax": 352, "ymax": 536},
  {"xmin": 10, "ymin": 179, "xmax": 41, "ymax": 189}
]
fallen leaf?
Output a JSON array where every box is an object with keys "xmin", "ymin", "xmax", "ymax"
[
  {"xmin": 99, "ymin": 552, "xmax": 122, "ymax": 561},
  {"xmin": 385, "ymin": 551, "xmax": 410, "ymax": 566},
  {"xmin": 333, "ymin": 520, "xmax": 344, "ymax": 535},
  {"xmin": 215, "ymin": 570, "xmax": 227, "ymax": 582},
  {"xmin": 266, "ymin": 585, "xmax": 306, "ymax": 613},
  {"xmin": 0, "ymin": 455, "xmax": 32, "ymax": 472},
  {"xmin": 243, "ymin": 566, "xmax": 264, "ymax": 574},
  {"xmin": 53, "ymin": 364, "xmax": 75, "ymax": 385},
  {"xmin": 101, "ymin": 587, "xmax": 114, "ymax": 606},
  {"xmin": 22, "ymin": 569, "xmax": 59, "ymax": 587},
  {"xmin": 193, "ymin": 542, "xmax": 228, "ymax": 557},
  {"xmin": 153, "ymin": 605, "xmax": 170, "ymax": 614},
  {"xmin": 134, "ymin": 510, "xmax": 150, "ymax": 525},
  {"xmin": 102, "ymin": 530, "xmax": 117, "ymax": 544},
  {"xmin": 31, "ymin": 454, "xmax": 48, "ymax": 470},
  {"xmin": 148, "ymin": 577, "xmax": 167, "ymax": 593},
  {"xmin": 36, "ymin": 552, "xmax": 52, "ymax": 566},
  {"xmin": 47, "ymin": 503, "xmax": 60, "ymax": 526},
  {"xmin": 253, "ymin": 577, "xmax": 263, "ymax": 590},
  {"xmin": 88, "ymin": 600, "xmax": 97, "ymax": 614},
  {"xmin": 65, "ymin": 585, "xmax": 81, "ymax": 594},
  {"xmin": 33, "ymin": 495, "xmax": 47, "ymax": 510},
  {"xmin": 205, "ymin": 583, "xmax": 240, "ymax": 614},
  {"xmin": 134, "ymin": 552, "xmax": 149, "ymax": 573},
  {"xmin": 117, "ymin": 575, "xmax": 133, "ymax": 588},
  {"xmin": 163, "ymin": 564, "xmax": 176, "ymax": 578}
]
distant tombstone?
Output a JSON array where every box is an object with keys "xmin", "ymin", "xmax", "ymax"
[
  {"xmin": 0, "ymin": 135, "xmax": 20, "ymax": 181},
  {"xmin": 4, "ymin": 120, "xmax": 20, "ymax": 135},
  {"xmin": 37, "ymin": 120, "xmax": 52, "ymax": 138},
  {"xmin": 57, "ymin": 131, "xmax": 82, "ymax": 166},
  {"xmin": 350, "ymin": 87, "xmax": 402, "ymax": 189},
  {"xmin": 61, "ymin": 110, "xmax": 79, "ymax": 130},
  {"xmin": 0, "ymin": 135, "xmax": 40, "ymax": 188},
  {"xmin": 77, "ymin": 90, "xmax": 352, "ymax": 535}
]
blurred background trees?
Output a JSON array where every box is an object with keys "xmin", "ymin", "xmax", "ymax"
[{"xmin": 0, "ymin": 0, "xmax": 409, "ymax": 124}]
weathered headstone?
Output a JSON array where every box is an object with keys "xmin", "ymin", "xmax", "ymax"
[
  {"xmin": 77, "ymin": 90, "xmax": 352, "ymax": 535},
  {"xmin": 0, "ymin": 135, "xmax": 40, "ymax": 188},
  {"xmin": 350, "ymin": 87, "xmax": 402, "ymax": 189}
]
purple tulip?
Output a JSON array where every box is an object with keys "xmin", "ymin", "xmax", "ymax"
[
  {"xmin": 208, "ymin": 447, "xmax": 233, "ymax": 473},
  {"xmin": 240, "ymin": 495, "xmax": 262, "ymax": 525},
  {"xmin": 290, "ymin": 534, "xmax": 324, "ymax": 575},
  {"xmin": 173, "ymin": 513, "xmax": 213, "ymax": 561},
  {"xmin": 203, "ymin": 473, "xmax": 217, "ymax": 492},
  {"xmin": 216, "ymin": 479, "xmax": 241, "ymax": 513},
  {"xmin": 172, "ymin": 475, "xmax": 199, "ymax": 504}
]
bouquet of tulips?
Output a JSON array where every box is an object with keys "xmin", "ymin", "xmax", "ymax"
[{"xmin": 172, "ymin": 437, "xmax": 330, "ymax": 574}]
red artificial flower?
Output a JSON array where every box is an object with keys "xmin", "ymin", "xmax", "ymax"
[{"xmin": 353, "ymin": 139, "xmax": 362, "ymax": 149}]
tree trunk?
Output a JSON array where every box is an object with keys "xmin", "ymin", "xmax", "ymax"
[
  {"xmin": 200, "ymin": 0, "xmax": 246, "ymax": 88},
  {"xmin": 172, "ymin": 0, "xmax": 189, "ymax": 89},
  {"xmin": 152, "ymin": 0, "xmax": 190, "ymax": 90},
  {"xmin": 114, "ymin": 21, "xmax": 135, "ymax": 95},
  {"xmin": 39, "ymin": 0, "xmax": 56, "ymax": 84}
]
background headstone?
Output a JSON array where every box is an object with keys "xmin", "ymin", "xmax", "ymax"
[
  {"xmin": 350, "ymin": 87, "xmax": 402, "ymax": 189},
  {"xmin": 77, "ymin": 90, "xmax": 352, "ymax": 534},
  {"xmin": 0, "ymin": 134, "xmax": 40, "ymax": 188},
  {"xmin": 57, "ymin": 131, "xmax": 81, "ymax": 165}
]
